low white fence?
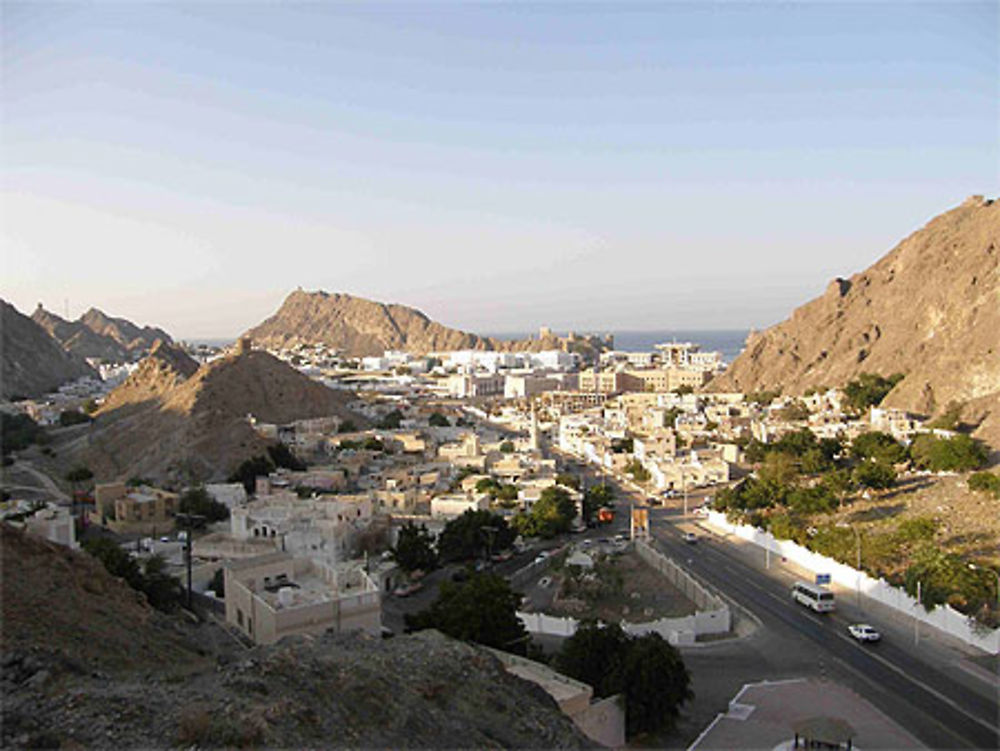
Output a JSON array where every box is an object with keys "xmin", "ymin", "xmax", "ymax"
[
  {"xmin": 517, "ymin": 538, "xmax": 731, "ymax": 646},
  {"xmin": 705, "ymin": 510, "xmax": 999, "ymax": 655}
]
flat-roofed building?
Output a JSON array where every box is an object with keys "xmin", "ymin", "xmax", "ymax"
[{"xmin": 224, "ymin": 552, "xmax": 381, "ymax": 645}]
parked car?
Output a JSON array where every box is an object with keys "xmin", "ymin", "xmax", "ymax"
[
  {"xmin": 848, "ymin": 624, "xmax": 881, "ymax": 643},
  {"xmin": 534, "ymin": 551, "xmax": 550, "ymax": 564},
  {"xmin": 682, "ymin": 532, "xmax": 698, "ymax": 544}
]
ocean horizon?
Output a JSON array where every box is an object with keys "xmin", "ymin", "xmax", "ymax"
[
  {"xmin": 486, "ymin": 329, "xmax": 750, "ymax": 363},
  {"xmin": 186, "ymin": 329, "xmax": 750, "ymax": 363}
]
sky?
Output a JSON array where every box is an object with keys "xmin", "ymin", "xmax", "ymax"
[{"xmin": 3, "ymin": 1, "xmax": 998, "ymax": 339}]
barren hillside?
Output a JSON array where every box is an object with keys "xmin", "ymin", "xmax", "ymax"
[
  {"xmin": 32, "ymin": 304, "xmax": 172, "ymax": 362},
  {"xmin": 711, "ymin": 196, "xmax": 1000, "ymax": 447},
  {"xmin": 1, "ymin": 300, "xmax": 97, "ymax": 399},
  {"xmin": 244, "ymin": 289, "xmax": 611, "ymax": 359},
  {"xmin": 67, "ymin": 347, "xmax": 364, "ymax": 486},
  {"xmin": 0, "ymin": 524, "xmax": 591, "ymax": 750}
]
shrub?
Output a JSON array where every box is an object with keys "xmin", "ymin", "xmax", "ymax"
[
  {"xmin": 910, "ymin": 434, "xmax": 988, "ymax": 472},
  {"xmin": 968, "ymin": 472, "xmax": 1000, "ymax": 498}
]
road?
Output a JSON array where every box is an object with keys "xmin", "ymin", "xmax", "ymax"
[{"xmin": 552, "ymin": 450, "xmax": 998, "ymax": 748}]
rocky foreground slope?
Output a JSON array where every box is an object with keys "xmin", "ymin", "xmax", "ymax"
[
  {"xmin": 0, "ymin": 525, "xmax": 592, "ymax": 750},
  {"xmin": 1, "ymin": 300, "xmax": 97, "ymax": 399},
  {"xmin": 245, "ymin": 289, "xmax": 612, "ymax": 359},
  {"xmin": 711, "ymin": 196, "xmax": 1000, "ymax": 448},
  {"xmin": 32, "ymin": 304, "xmax": 173, "ymax": 362},
  {"xmin": 63, "ymin": 345, "xmax": 364, "ymax": 486}
]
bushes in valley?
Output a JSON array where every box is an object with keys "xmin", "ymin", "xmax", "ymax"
[
  {"xmin": 968, "ymin": 472, "xmax": 1000, "ymax": 499},
  {"xmin": 58, "ymin": 409, "xmax": 91, "ymax": 427},
  {"xmin": 266, "ymin": 442, "xmax": 306, "ymax": 471},
  {"xmin": 842, "ymin": 372, "xmax": 904, "ymax": 413},
  {"xmin": 0, "ymin": 413, "xmax": 44, "ymax": 454},
  {"xmin": 82, "ymin": 538, "xmax": 184, "ymax": 612},
  {"xmin": 437, "ymin": 510, "xmax": 516, "ymax": 562},
  {"xmin": 910, "ymin": 433, "xmax": 988, "ymax": 472}
]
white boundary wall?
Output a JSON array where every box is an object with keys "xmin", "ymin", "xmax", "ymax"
[
  {"xmin": 517, "ymin": 539, "xmax": 731, "ymax": 645},
  {"xmin": 705, "ymin": 510, "xmax": 999, "ymax": 655}
]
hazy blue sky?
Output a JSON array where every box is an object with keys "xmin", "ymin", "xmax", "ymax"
[{"xmin": 3, "ymin": 2, "xmax": 997, "ymax": 338}]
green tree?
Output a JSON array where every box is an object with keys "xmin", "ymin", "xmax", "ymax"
[
  {"xmin": 619, "ymin": 633, "xmax": 694, "ymax": 736},
  {"xmin": 778, "ymin": 400, "xmax": 811, "ymax": 421},
  {"xmin": 553, "ymin": 620, "xmax": 630, "ymax": 697},
  {"xmin": 519, "ymin": 486, "xmax": 576, "ymax": 538},
  {"xmin": 179, "ymin": 486, "xmax": 230, "ymax": 522},
  {"xmin": 851, "ymin": 431, "xmax": 907, "ymax": 465},
  {"xmin": 0, "ymin": 413, "xmax": 44, "ymax": 454},
  {"xmin": 842, "ymin": 373, "xmax": 904, "ymax": 413},
  {"xmin": 499, "ymin": 440, "xmax": 515, "ymax": 453},
  {"xmin": 405, "ymin": 573, "xmax": 528, "ymax": 654},
  {"xmin": 437, "ymin": 510, "xmax": 516, "ymax": 562},
  {"xmin": 83, "ymin": 537, "xmax": 145, "ymax": 590},
  {"xmin": 904, "ymin": 545, "xmax": 995, "ymax": 614},
  {"xmin": 65, "ymin": 465, "xmax": 94, "ymax": 495},
  {"xmin": 910, "ymin": 434, "xmax": 988, "ymax": 472},
  {"xmin": 476, "ymin": 477, "xmax": 501, "ymax": 495},
  {"xmin": 392, "ymin": 521, "xmax": 438, "ymax": 572},
  {"xmin": 59, "ymin": 409, "xmax": 91, "ymax": 427},
  {"xmin": 378, "ymin": 409, "xmax": 403, "ymax": 429},
  {"xmin": 228, "ymin": 455, "xmax": 275, "ymax": 494},
  {"xmin": 266, "ymin": 442, "xmax": 306, "ymax": 471},
  {"xmin": 583, "ymin": 484, "xmax": 615, "ymax": 523},
  {"xmin": 555, "ymin": 622, "xmax": 693, "ymax": 737},
  {"xmin": 496, "ymin": 484, "xmax": 519, "ymax": 503},
  {"xmin": 852, "ymin": 460, "xmax": 896, "ymax": 490},
  {"xmin": 428, "ymin": 412, "xmax": 451, "ymax": 427},
  {"xmin": 625, "ymin": 459, "xmax": 651, "ymax": 483},
  {"xmin": 141, "ymin": 554, "xmax": 185, "ymax": 611},
  {"xmin": 338, "ymin": 420, "xmax": 357, "ymax": 433},
  {"xmin": 555, "ymin": 473, "xmax": 580, "ymax": 490},
  {"xmin": 745, "ymin": 389, "xmax": 781, "ymax": 406}
]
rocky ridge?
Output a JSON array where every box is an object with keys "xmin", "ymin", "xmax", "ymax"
[
  {"xmin": 70, "ymin": 347, "xmax": 365, "ymax": 486},
  {"xmin": 711, "ymin": 196, "xmax": 1000, "ymax": 448},
  {"xmin": 32, "ymin": 304, "xmax": 172, "ymax": 362},
  {"xmin": 0, "ymin": 524, "xmax": 592, "ymax": 750},
  {"xmin": 0, "ymin": 300, "xmax": 97, "ymax": 399},
  {"xmin": 244, "ymin": 289, "xmax": 611, "ymax": 359}
]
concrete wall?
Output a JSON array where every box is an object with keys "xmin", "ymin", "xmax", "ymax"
[
  {"xmin": 516, "ymin": 540, "xmax": 731, "ymax": 644},
  {"xmin": 573, "ymin": 694, "xmax": 626, "ymax": 750},
  {"xmin": 706, "ymin": 511, "xmax": 999, "ymax": 655}
]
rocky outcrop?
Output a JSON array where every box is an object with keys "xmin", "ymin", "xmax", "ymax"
[
  {"xmin": 1, "ymin": 524, "xmax": 591, "ymax": 750},
  {"xmin": 1, "ymin": 300, "xmax": 97, "ymax": 399},
  {"xmin": 76, "ymin": 348, "xmax": 365, "ymax": 486},
  {"xmin": 32, "ymin": 304, "xmax": 172, "ymax": 362},
  {"xmin": 244, "ymin": 289, "xmax": 612, "ymax": 359},
  {"xmin": 711, "ymin": 196, "xmax": 1000, "ymax": 447}
]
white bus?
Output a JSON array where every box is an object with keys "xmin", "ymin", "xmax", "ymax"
[{"xmin": 791, "ymin": 581, "xmax": 836, "ymax": 613}]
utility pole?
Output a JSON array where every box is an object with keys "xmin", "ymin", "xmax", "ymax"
[
  {"xmin": 914, "ymin": 580, "xmax": 921, "ymax": 646},
  {"xmin": 175, "ymin": 512, "xmax": 205, "ymax": 609}
]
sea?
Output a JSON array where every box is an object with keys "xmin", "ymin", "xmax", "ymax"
[
  {"xmin": 185, "ymin": 330, "xmax": 751, "ymax": 364},
  {"xmin": 486, "ymin": 329, "xmax": 750, "ymax": 365}
]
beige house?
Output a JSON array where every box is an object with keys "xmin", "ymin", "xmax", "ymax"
[
  {"xmin": 92, "ymin": 482, "xmax": 179, "ymax": 534},
  {"xmin": 224, "ymin": 552, "xmax": 381, "ymax": 645}
]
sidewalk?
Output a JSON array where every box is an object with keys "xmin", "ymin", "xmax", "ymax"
[{"xmin": 696, "ymin": 517, "xmax": 999, "ymax": 697}]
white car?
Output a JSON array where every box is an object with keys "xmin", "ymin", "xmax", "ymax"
[
  {"xmin": 682, "ymin": 532, "xmax": 698, "ymax": 544},
  {"xmin": 848, "ymin": 624, "xmax": 881, "ymax": 642}
]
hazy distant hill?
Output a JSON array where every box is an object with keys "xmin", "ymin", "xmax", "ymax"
[
  {"xmin": 1, "ymin": 300, "xmax": 97, "ymax": 399},
  {"xmin": 71, "ymin": 346, "xmax": 364, "ymax": 485},
  {"xmin": 244, "ymin": 289, "xmax": 611, "ymax": 358},
  {"xmin": 711, "ymin": 196, "xmax": 1000, "ymax": 447},
  {"xmin": 32, "ymin": 304, "xmax": 173, "ymax": 362}
]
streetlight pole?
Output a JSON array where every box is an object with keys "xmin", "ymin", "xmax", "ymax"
[{"xmin": 837, "ymin": 522, "xmax": 862, "ymax": 607}]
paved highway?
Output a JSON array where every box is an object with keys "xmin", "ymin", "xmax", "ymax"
[{"xmin": 558, "ymin": 451, "xmax": 997, "ymax": 748}]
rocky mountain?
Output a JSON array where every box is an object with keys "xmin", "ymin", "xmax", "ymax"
[
  {"xmin": 244, "ymin": 289, "xmax": 612, "ymax": 359},
  {"xmin": 1, "ymin": 300, "xmax": 97, "ymax": 399},
  {"xmin": 70, "ymin": 343, "xmax": 365, "ymax": 485},
  {"xmin": 1, "ymin": 524, "xmax": 590, "ymax": 750},
  {"xmin": 711, "ymin": 196, "xmax": 1000, "ymax": 447},
  {"xmin": 32, "ymin": 304, "xmax": 172, "ymax": 362}
]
